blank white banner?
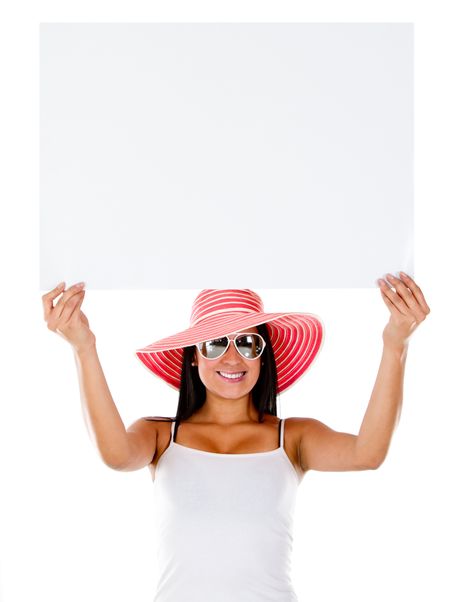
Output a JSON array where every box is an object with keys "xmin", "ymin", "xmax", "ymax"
[{"xmin": 40, "ymin": 23, "xmax": 413, "ymax": 290}]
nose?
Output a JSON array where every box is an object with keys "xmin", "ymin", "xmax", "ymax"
[{"xmin": 221, "ymin": 339, "xmax": 244, "ymax": 364}]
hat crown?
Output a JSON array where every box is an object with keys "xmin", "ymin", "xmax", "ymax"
[{"xmin": 190, "ymin": 289, "xmax": 264, "ymax": 328}]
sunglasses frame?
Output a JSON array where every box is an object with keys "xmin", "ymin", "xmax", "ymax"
[{"xmin": 195, "ymin": 332, "xmax": 266, "ymax": 361}]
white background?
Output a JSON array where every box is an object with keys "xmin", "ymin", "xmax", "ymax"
[
  {"xmin": 40, "ymin": 22, "xmax": 413, "ymax": 290},
  {"xmin": 1, "ymin": 2, "xmax": 449, "ymax": 602}
]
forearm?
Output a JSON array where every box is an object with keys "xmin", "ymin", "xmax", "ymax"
[
  {"xmin": 73, "ymin": 344, "xmax": 130, "ymax": 467},
  {"xmin": 356, "ymin": 342, "xmax": 409, "ymax": 467}
]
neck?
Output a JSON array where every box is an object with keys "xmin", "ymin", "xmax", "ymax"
[{"xmin": 193, "ymin": 391, "xmax": 259, "ymax": 424}]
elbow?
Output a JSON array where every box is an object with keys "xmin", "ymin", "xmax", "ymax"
[
  {"xmin": 365, "ymin": 455, "xmax": 385, "ymax": 470},
  {"xmin": 103, "ymin": 458, "xmax": 121, "ymax": 470},
  {"xmin": 356, "ymin": 443, "xmax": 387, "ymax": 470},
  {"xmin": 100, "ymin": 451, "xmax": 131, "ymax": 471},
  {"xmin": 104, "ymin": 459, "xmax": 129, "ymax": 471}
]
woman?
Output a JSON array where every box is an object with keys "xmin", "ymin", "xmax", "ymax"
[{"xmin": 42, "ymin": 275, "xmax": 430, "ymax": 602}]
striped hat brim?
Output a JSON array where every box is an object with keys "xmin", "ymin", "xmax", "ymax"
[{"xmin": 135, "ymin": 311, "xmax": 325, "ymax": 395}]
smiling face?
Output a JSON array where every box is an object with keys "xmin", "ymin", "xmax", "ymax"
[{"xmin": 193, "ymin": 326, "xmax": 262, "ymax": 400}]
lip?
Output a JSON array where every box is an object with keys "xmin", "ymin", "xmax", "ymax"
[{"xmin": 216, "ymin": 371, "xmax": 247, "ymax": 383}]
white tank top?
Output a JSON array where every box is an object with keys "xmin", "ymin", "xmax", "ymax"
[{"xmin": 152, "ymin": 418, "xmax": 302, "ymax": 602}]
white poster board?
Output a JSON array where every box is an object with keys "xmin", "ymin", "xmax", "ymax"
[{"xmin": 40, "ymin": 23, "xmax": 413, "ymax": 290}]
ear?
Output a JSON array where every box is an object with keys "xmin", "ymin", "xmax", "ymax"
[{"xmin": 191, "ymin": 347, "xmax": 198, "ymax": 366}]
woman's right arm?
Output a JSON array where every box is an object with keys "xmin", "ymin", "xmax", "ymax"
[
  {"xmin": 74, "ymin": 345, "xmax": 158, "ymax": 470},
  {"xmin": 43, "ymin": 282, "xmax": 157, "ymax": 470}
]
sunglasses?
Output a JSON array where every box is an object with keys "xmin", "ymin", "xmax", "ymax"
[{"xmin": 195, "ymin": 332, "xmax": 266, "ymax": 361}]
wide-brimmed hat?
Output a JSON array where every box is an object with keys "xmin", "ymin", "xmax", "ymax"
[{"xmin": 135, "ymin": 289, "xmax": 325, "ymax": 394}]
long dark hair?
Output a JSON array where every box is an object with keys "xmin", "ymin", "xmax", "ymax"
[{"xmin": 145, "ymin": 323, "xmax": 278, "ymax": 427}]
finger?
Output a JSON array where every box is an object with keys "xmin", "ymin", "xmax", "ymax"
[
  {"xmin": 386, "ymin": 274, "xmax": 429, "ymax": 321},
  {"xmin": 378, "ymin": 279, "xmax": 409, "ymax": 315},
  {"xmin": 57, "ymin": 288, "xmax": 86, "ymax": 323},
  {"xmin": 399, "ymin": 272, "xmax": 431, "ymax": 314},
  {"xmin": 67, "ymin": 290, "xmax": 86, "ymax": 321},
  {"xmin": 53, "ymin": 282, "xmax": 86, "ymax": 319},
  {"xmin": 379, "ymin": 287, "xmax": 398, "ymax": 314},
  {"xmin": 42, "ymin": 282, "xmax": 66, "ymax": 321},
  {"xmin": 385, "ymin": 274, "xmax": 419, "ymax": 311}
]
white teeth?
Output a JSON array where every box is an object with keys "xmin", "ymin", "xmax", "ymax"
[{"xmin": 219, "ymin": 371, "xmax": 245, "ymax": 379}]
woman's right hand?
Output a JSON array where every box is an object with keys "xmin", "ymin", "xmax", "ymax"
[{"xmin": 42, "ymin": 282, "xmax": 96, "ymax": 353}]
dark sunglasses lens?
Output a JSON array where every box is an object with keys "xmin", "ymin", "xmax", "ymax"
[
  {"xmin": 235, "ymin": 334, "xmax": 264, "ymax": 359},
  {"xmin": 198, "ymin": 337, "xmax": 229, "ymax": 359}
]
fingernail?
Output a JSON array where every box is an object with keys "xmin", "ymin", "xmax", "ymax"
[
  {"xmin": 75, "ymin": 281, "xmax": 85, "ymax": 288},
  {"xmin": 57, "ymin": 281, "xmax": 65, "ymax": 288}
]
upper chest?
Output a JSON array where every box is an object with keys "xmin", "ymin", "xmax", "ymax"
[{"xmin": 149, "ymin": 417, "xmax": 303, "ymax": 481}]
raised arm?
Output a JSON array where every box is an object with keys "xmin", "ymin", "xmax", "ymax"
[
  {"xmin": 296, "ymin": 272, "xmax": 430, "ymax": 473},
  {"xmin": 74, "ymin": 346, "xmax": 159, "ymax": 470},
  {"xmin": 73, "ymin": 345, "xmax": 143, "ymax": 468},
  {"xmin": 296, "ymin": 341, "xmax": 408, "ymax": 473},
  {"xmin": 43, "ymin": 281, "xmax": 156, "ymax": 470}
]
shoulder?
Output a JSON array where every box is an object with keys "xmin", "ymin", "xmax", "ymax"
[
  {"xmin": 284, "ymin": 416, "xmax": 327, "ymax": 439},
  {"xmin": 284, "ymin": 416, "xmax": 313, "ymax": 431},
  {"xmin": 283, "ymin": 416, "xmax": 316, "ymax": 449},
  {"xmin": 265, "ymin": 415, "xmax": 312, "ymax": 436},
  {"xmin": 131, "ymin": 415, "xmax": 175, "ymax": 438},
  {"xmin": 141, "ymin": 415, "xmax": 175, "ymax": 422}
]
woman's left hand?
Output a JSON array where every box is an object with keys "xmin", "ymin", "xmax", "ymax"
[{"xmin": 378, "ymin": 272, "xmax": 431, "ymax": 348}]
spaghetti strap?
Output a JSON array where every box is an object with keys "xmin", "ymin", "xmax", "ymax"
[
  {"xmin": 170, "ymin": 419, "xmax": 176, "ymax": 443},
  {"xmin": 279, "ymin": 418, "xmax": 285, "ymax": 449}
]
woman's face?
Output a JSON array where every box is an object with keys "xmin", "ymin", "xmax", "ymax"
[{"xmin": 193, "ymin": 326, "xmax": 262, "ymax": 399}]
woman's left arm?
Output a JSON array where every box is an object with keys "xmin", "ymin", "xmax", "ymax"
[{"xmin": 355, "ymin": 272, "xmax": 431, "ymax": 467}]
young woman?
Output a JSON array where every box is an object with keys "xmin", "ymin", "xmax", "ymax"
[{"xmin": 42, "ymin": 276, "xmax": 430, "ymax": 602}]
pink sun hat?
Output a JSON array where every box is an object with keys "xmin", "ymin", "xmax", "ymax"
[{"xmin": 135, "ymin": 289, "xmax": 325, "ymax": 395}]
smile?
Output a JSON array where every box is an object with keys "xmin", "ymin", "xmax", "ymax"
[{"xmin": 217, "ymin": 371, "xmax": 247, "ymax": 382}]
